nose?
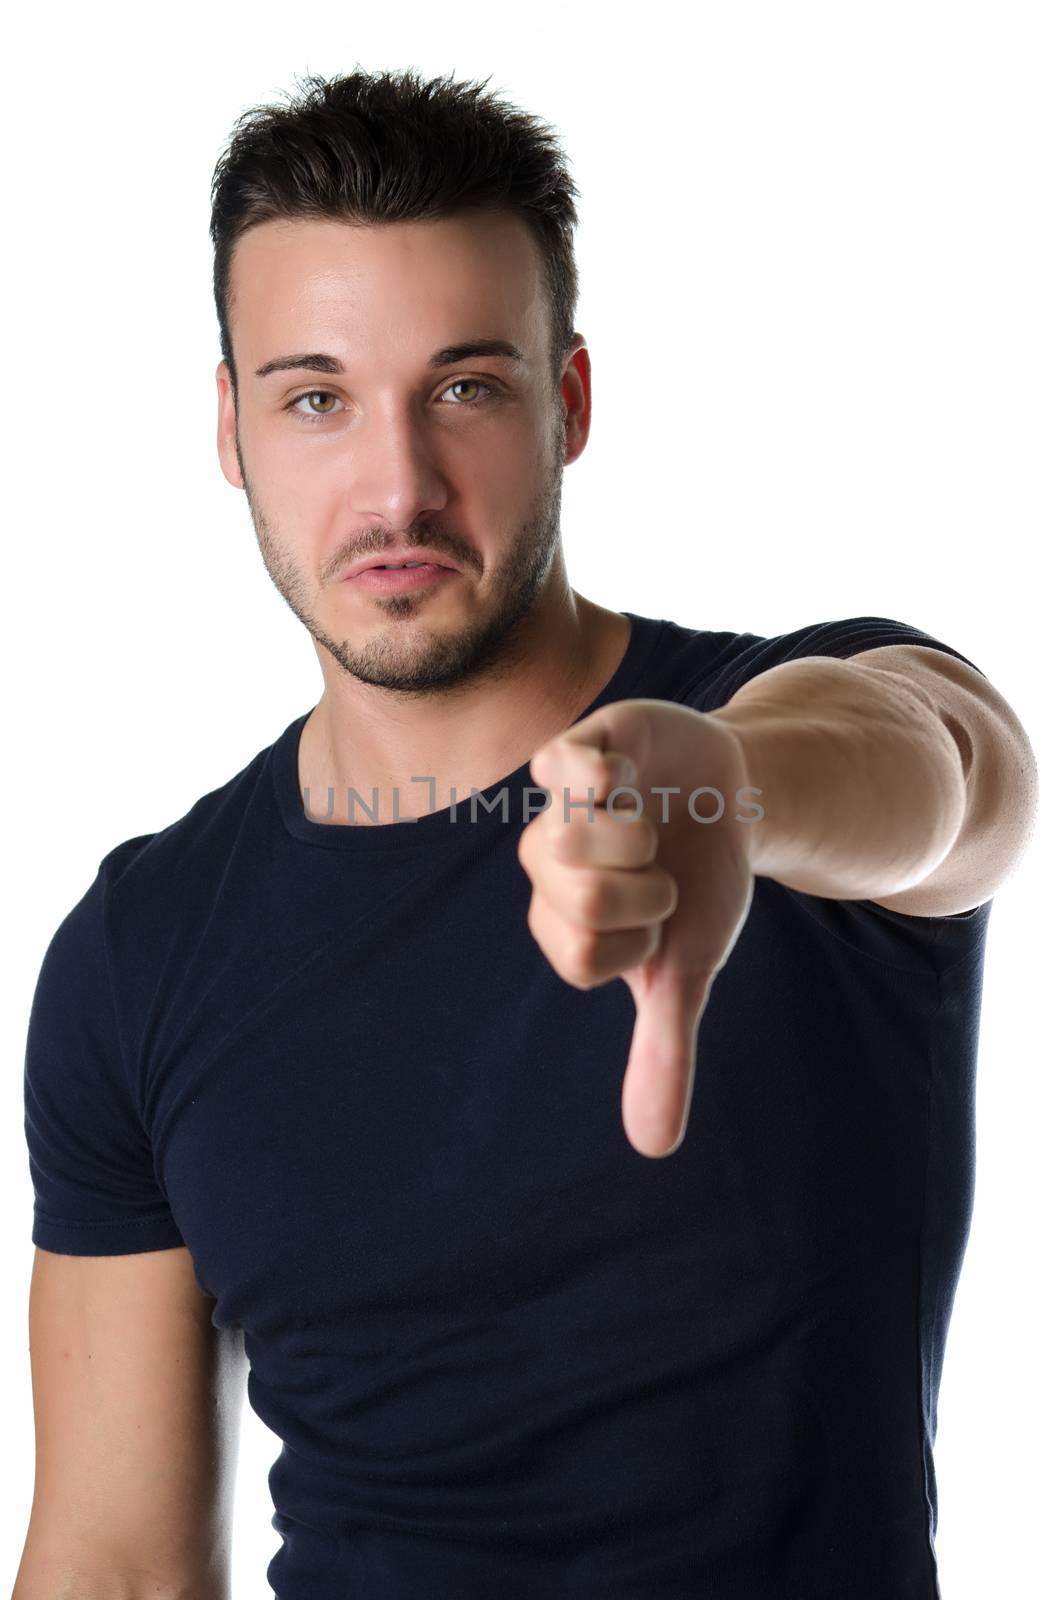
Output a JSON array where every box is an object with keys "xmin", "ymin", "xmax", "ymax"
[{"xmin": 343, "ymin": 397, "xmax": 449, "ymax": 531}]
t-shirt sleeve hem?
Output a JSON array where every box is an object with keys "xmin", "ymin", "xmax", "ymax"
[{"xmin": 31, "ymin": 1208, "xmax": 186, "ymax": 1256}]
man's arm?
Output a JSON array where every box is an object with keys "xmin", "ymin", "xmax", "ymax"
[
  {"xmin": 711, "ymin": 645, "xmax": 1038, "ymax": 915},
  {"xmin": 12, "ymin": 1244, "xmax": 247, "ymax": 1600}
]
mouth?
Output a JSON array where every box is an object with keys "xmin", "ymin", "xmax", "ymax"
[{"xmin": 342, "ymin": 561, "xmax": 460, "ymax": 596}]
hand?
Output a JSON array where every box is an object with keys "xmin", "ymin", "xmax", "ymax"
[{"xmin": 519, "ymin": 699, "xmax": 757, "ymax": 1159}]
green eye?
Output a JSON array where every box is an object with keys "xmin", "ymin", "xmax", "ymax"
[
  {"xmin": 284, "ymin": 379, "xmax": 500, "ymax": 425},
  {"xmin": 293, "ymin": 391, "xmax": 341, "ymax": 417}
]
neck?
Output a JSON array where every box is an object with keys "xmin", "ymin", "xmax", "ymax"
[{"xmin": 298, "ymin": 587, "xmax": 631, "ymax": 826}]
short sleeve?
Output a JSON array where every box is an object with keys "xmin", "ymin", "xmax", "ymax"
[
  {"xmin": 688, "ymin": 615, "xmax": 987, "ymax": 713},
  {"xmin": 23, "ymin": 857, "xmax": 185, "ymax": 1256},
  {"xmin": 674, "ymin": 615, "xmax": 994, "ymax": 949}
]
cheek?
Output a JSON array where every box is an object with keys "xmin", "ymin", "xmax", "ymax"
[{"xmin": 491, "ymin": 417, "xmax": 558, "ymax": 481}]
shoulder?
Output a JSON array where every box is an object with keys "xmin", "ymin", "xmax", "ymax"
[{"xmin": 97, "ymin": 737, "xmax": 275, "ymax": 946}]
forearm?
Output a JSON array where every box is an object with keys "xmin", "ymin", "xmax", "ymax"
[{"xmin": 711, "ymin": 656, "xmax": 967, "ymax": 900}]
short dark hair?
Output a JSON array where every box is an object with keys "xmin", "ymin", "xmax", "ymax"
[{"xmin": 209, "ymin": 67, "xmax": 582, "ymax": 407}]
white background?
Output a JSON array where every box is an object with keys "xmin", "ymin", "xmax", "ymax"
[{"xmin": 3, "ymin": 3, "xmax": 1055, "ymax": 1596}]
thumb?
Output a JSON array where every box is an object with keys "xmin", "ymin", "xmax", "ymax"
[
  {"xmin": 621, "ymin": 965, "xmax": 714, "ymax": 1158},
  {"xmin": 530, "ymin": 702, "xmax": 649, "ymax": 794}
]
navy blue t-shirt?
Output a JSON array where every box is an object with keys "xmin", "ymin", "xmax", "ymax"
[{"xmin": 23, "ymin": 612, "xmax": 992, "ymax": 1599}]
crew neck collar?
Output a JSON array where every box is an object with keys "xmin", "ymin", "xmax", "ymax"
[{"xmin": 270, "ymin": 610, "xmax": 664, "ymax": 852}]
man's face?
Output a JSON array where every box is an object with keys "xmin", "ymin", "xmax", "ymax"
[{"xmin": 216, "ymin": 210, "xmax": 590, "ymax": 695}]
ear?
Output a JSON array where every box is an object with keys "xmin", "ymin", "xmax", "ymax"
[
  {"xmin": 216, "ymin": 359, "xmax": 244, "ymax": 490},
  {"xmin": 560, "ymin": 338, "xmax": 591, "ymax": 466}
]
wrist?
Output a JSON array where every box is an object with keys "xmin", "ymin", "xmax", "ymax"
[{"xmin": 698, "ymin": 707, "xmax": 766, "ymax": 872}]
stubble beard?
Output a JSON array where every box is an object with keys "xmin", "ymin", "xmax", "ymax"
[{"xmin": 236, "ymin": 406, "xmax": 568, "ymax": 698}]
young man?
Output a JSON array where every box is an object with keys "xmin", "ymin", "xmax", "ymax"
[{"xmin": 17, "ymin": 68, "xmax": 1037, "ymax": 1600}]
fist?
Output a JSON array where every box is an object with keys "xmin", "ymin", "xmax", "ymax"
[{"xmin": 518, "ymin": 698, "xmax": 757, "ymax": 1159}]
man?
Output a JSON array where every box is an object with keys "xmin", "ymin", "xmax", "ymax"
[{"xmin": 16, "ymin": 67, "xmax": 1037, "ymax": 1600}]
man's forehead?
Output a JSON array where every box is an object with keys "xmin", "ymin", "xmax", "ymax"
[
  {"xmin": 231, "ymin": 210, "xmax": 539, "ymax": 286},
  {"xmin": 228, "ymin": 211, "xmax": 546, "ymax": 359}
]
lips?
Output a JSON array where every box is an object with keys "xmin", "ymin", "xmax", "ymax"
[
  {"xmin": 345, "ymin": 562, "xmax": 459, "ymax": 596},
  {"xmin": 345, "ymin": 552, "xmax": 457, "ymax": 579}
]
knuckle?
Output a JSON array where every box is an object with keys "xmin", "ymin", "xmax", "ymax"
[
  {"xmin": 571, "ymin": 872, "xmax": 609, "ymax": 927},
  {"xmin": 548, "ymin": 820, "xmax": 582, "ymax": 866},
  {"xmin": 516, "ymin": 823, "xmax": 536, "ymax": 869},
  {"xmin": 610, "ymin": 811, "xmax": 655, "ymax": 860},
  {"xmin": 565, "ymin": 928, "xmax": 601, "ymax": 988},
  {"xmin": 654, "ymin": 868, "xmax": 679, "ymax": 914},
  {"xmin": 636, "ymin": 817, "xmax": 659, "ymax": 860}
]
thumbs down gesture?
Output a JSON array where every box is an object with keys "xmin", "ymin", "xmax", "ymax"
[{"xmin": 519, "ymin": 700, "xmax": 758, "ymax": 1159}]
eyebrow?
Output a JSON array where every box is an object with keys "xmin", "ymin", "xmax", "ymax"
[{"xmin": 254, "ymin": 339, "xmax": 528, "ymax": 380}]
